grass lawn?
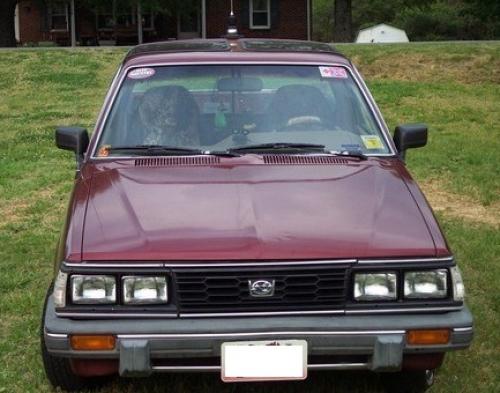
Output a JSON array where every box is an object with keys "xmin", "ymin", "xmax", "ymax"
[{"xmin": 0, "ymin": 43, "xmax": 499, "ymax": 393}]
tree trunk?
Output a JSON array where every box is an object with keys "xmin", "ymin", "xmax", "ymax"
[
  {"xmin": 0, "ymin": 0, "xmax": 18, "ymax": 47},
  {"xmin": 333, "ymin": 0, "xmax": 352, "ymax": 43}
]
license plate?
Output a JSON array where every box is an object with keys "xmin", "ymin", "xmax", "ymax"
[{"xmin": 221, "ymin": 340, "xmax": 308, "ymax": 382}]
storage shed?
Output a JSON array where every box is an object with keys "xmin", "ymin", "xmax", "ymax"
[{"xmin": 356, "ymin": 23, "xmax": 409, "ymax": 43}]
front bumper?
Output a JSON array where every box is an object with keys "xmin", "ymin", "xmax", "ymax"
[{"xmin": 44, "ymin": 296, "xmax": 473, "ymax": 376}]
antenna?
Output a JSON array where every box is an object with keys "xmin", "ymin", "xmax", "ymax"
[{"xmin": 226, "ymin": 0, "xmax": 239, "ymax": 37}]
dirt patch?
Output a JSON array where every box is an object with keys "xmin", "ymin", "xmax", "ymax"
[
  {"xmin": 420, "ymin": 179, "xmax": 500, "ymax": 226},
  {"xmin": 353, "ymin": 53, "xmax": 500, "ymax": 84},
  {"xmin": 0, "ymin": 187, "xmax": 59, "ymax": 230}
]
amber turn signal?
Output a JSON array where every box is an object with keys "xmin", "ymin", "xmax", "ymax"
[
  {"xmin": 407, "ymin": 329, "xmax": 450, "ymax": 345},
  {"xmin": 70, "ymin": 335, "xmax": 116, "ymax": 351}
]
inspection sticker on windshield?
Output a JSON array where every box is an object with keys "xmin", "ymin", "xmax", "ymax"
[
  {"xmin": 128, "ymin": 67, "xmax": 156, "ymax": 80},
  {"xmin": 361, "ymin": 135, "xmax": 384, "ymax": 149},
  {"xmin": 319, "ymin": 66, "xmax": 348, "ymax": 79}
]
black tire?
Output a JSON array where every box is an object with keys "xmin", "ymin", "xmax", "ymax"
[
  {"xmin": 381, "ymin": 369, "xmax": 435, "ymax": 393},
  {"xmin": 40, "ymin": 283, "xmax": 110, "ymax": 392}
]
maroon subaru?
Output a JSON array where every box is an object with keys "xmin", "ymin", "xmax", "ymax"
[{"xmin": 41, "ymin": 39, "xmax": 472, "ymax": 392}]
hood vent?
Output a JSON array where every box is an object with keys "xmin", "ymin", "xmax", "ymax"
[
  {"xmin": 263, "ymin": 155, "xmax": 349, "ymax": 165},
  {"xmin": 135, "ymin": 156, "xmax": 220, "ymax": 167}
]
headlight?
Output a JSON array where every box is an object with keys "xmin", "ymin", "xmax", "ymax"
[
  {"xmin": 53, "ymin": 271, "xmax": 68, "ymax": 308},
  {"xmin": 404, "ymin": 270, "xmax": 448, "ymax": 299},
  {"xmin": 122, "ymin": 276, "xmax": 168, "ymax": 304},
  {"xmin": 450, "ymin": 266, "xmax": 465, "ymax": 301},
  {"xmin": 71, "ymin": 275, "xmax": 116, "ymax": 304},
  {"xmin": 354, "ymin": 273, "xmax": 397, "ymax": 301}
]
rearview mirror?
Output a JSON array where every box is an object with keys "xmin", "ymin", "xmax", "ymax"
[
  {"xmin": 55, "ymin": 126, "xmax": 89, "ymax": 167},
  {"xmin": 393, "ymin": 123, "xmax": 428, "ymax": 160},
  {"xmin": 217, "ymin": 77, "xmax": 263, "ymax": 92}
]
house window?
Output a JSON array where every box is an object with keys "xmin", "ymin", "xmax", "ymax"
[
  {"xmin": 49, "ymin": 2, "xmax": 69, "ymax": 31},
  {"xmin": 250, "ymin": 0, "xmax": 271, "ymax": 29},
  {"xmin": 96, "ymin": 1, "xmax": 154, "ymax": 31}
]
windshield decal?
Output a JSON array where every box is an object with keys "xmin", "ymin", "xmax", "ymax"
[
  {"xmin": 128, "ymin": 67, "xmax": 156, "ymax": 80},
  {"xmin": 361, "ymin": 135, "xmax": 384, "ymax": 149},
  {"xmin": 319, "ymin": 66, "xmax": 348, "ymax": 79}
]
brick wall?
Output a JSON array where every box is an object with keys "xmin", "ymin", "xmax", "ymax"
[
  {"xmin": 17, "ymin": 0, "xmax": 309, "ymax": 45},
  {"xmin": 207, "ymin": 0, "xmax": 308, "ymax": 40}
]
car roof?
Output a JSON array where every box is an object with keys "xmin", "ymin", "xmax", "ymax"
[{"xmin": 123, "ymin": 38, "xmax": 351, "ymax": 68}]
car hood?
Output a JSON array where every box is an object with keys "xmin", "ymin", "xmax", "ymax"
[{"xmin": 81, "ymin": 159, "xmax": 437, "ymax": 261}]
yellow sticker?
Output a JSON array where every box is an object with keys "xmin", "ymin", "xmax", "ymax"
[{"xmin": 361, "ymin": 135, "xmax": 384, "ymax": 150}]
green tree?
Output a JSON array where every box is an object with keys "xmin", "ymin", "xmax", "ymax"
[{"xmin": 333, "ymin": 0, "xmax": 352, "ymax": 42}]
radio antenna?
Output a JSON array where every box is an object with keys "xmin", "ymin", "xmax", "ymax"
[{"xmin": 226, "ymin": 0, "xmax": 239, "ymax": 37}]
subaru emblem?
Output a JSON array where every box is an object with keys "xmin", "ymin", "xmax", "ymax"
[{"xmin": 248, "ymin": 279, "xmax": 275, "ymax": 297}]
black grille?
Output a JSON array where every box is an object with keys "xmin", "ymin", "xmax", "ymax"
[{"xmin": 174, "ymin": 264, "xmax": 349, "ymax": 314}]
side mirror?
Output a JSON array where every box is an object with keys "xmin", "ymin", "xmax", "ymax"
[
  {"xmin": 393, "ymin": 123, "xmax": 428, "ymax": 160},
  {"xmin": 55, "ymin": 126, "xmax": 89, "ymax": 167}
]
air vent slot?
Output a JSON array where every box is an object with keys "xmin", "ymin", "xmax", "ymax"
[
  {"xmin": 263, "ymin": 155, "xmax": 349, "ymax": 165},
  {"xmin": 135, "ymin": 156, "xmax": 220, "ymax": 167}
]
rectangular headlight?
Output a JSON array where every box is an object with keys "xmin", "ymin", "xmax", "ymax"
[
  {"xmin": 71, "ymin": 275, "xmax": 116, "ymax": 304},
  {"xmin": 404, "ymin": 270, "xmax": 448, "ymax": 299},
  {"xmin": 354, "ymin": 273, "xmax": 397, "ymax": 301},
  {"xmin": 122, "ymin": 276, "xmax": 168, "ymax": 305}
]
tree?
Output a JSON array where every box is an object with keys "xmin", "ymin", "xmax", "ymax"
[
  {"xmin": 0, "ymin": 0, "xmax": 18, "ymax": 47},
  {"xmin": 333, "ymin": 0, "xmax": 352, "ymax": 42}
]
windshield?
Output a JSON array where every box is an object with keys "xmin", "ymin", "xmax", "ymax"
[{"xmin": 95, "ymin": 65, "xmax": 390, "ymax": 156}]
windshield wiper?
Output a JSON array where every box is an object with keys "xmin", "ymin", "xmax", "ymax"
[
  {"xmin": 331, "ymin": 150, "xmax": 368, "ymax": 160},
  {"xmin": 107, "ymin": 145, "xmax": 204, "ymax": 156},
  {"xmin": 106, "ymin": 145, "xmax": 243, "ymax": 158},
  {"xmin": 229, "ymin": 142, "xmax": 326, "ymax": 153}
]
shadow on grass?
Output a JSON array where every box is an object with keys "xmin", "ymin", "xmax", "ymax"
[{"xmin": 102, "ymin": 371, "xmax": 383, "ymax": 393}]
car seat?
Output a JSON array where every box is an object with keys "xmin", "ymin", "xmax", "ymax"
[{"xmin": 267, "ymin": 84, "xmax": 333, "ymax": 131}]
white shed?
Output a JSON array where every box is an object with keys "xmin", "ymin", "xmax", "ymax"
[{"xmin": 356, "ymin": 23, "xmax": 409, "ymax": 43}]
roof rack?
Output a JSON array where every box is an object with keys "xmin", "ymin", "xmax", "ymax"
[
  {"xmin": 124, "ymin": 38, "xmax": 345, "ymax": 62},
  {"xmin": 240, "ymin": 39, "xmax": 341, "ymax": 55},
  {"xmin": 125, "ymin": 39, "xmax": 231, "ymax": 61}
]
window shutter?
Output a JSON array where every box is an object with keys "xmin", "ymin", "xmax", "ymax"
[
  {"xmin": 271, "ymin": 0, "xmax": 280, "ymax": 29},
  {"xmin": 241, "ymin": 0, "xmax": 249, "ymax": 29}
]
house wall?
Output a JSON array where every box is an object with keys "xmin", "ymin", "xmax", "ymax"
[
  {"xmin": 207, "ymin": 0, "xmax": 308, "ymax": 40},
  {"xmin": 17, "ymin": 0, "xmax": 309, "ymax": 45}
]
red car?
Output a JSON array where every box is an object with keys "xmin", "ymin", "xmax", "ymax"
[{"xmin": 41, "ymin": 38, "xmax": 472, "ymax": 392}]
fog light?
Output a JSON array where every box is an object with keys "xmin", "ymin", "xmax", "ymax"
[
  {"xmin": 404, "ymin": 270, "xmax": 448, "ymax": 299},
  {"xmin": 407, "ymin": 329, "xmax": 450, "ymax": 345},
  {"xmin": 122, "ymin": 276, "xmax": 168, "ymax": 304},
  {"xmin": 70, "ymin": 335, "xmax": 116, "ymax": 351},
  {"xmin": 71, "ymin": 275, "xmax": 116, "ymax": 304},
  {"xmin": 354, "ymin": 273, "xmax": 397, "ymax": 301}
]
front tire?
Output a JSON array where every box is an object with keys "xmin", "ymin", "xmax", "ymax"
[
  {"xmin": 381, "ymin": 369, "xmax": 435, "ymax": 393},
  {"xmin": 40, "ymin": 284, "xmax": 109, "ymax": 391}
]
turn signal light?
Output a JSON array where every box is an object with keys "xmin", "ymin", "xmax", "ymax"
[
  {"xmin": 70, "ymin": 335, "xmax": 116, "ymax": 351},
  {"xmin": 407, "ymin": 329, "xmax": 450, "ymax": 345}
]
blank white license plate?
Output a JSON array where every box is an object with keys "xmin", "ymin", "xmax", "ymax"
[{"xmin": 221, "ymin": 340, "xmax": 308, "ymax": 382}]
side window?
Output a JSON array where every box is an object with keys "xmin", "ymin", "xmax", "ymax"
[{"xmin": 250, "ymin": 0, "xmax": 271, "ymax": 29}]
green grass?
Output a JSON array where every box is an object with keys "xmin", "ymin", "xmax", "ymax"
[{"xmin": 0, "ymin": 43, "xmax": 499, "ymax": 393}]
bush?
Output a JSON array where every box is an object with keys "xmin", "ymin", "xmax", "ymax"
[{"xmin": 396, "ymin": 2, "xmax": 461, "ymax": 41}]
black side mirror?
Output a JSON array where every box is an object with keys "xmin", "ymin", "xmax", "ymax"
[
  {"xmin": 55, "ymin": 126, "xmax": 89, "ymax": 167},
  {"xmin": 393, "ymin": 123, "xmax": 428, "ymax": 161}
]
